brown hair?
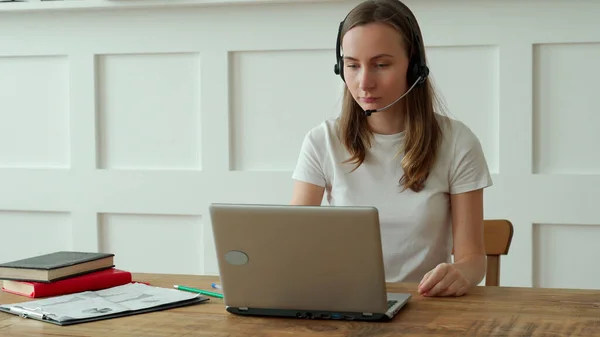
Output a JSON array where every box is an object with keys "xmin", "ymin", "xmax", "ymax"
[{"xmin": 337, "ymin": 0, "xmax": 446, "ymax": 192}]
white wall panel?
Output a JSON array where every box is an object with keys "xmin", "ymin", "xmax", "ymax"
[
  {"xmin": 229, "ymin": 49, "xmax": 342, "ymax": 171},
  {"xmin": 533, "ymin": 223, "xmax": 600, "ymax": 290},
  {"xmin": 0, "ymin": 211, "xmax": 71, "ymax": 262},
  {"xmin": 96, "ymin": 53, "xmax": 202, "ymax": 170},
  {"xmin": 533, "ymin": 43, "xmax": 600, "ymax": 174},
  {"xmin": 0, "ymin": 55, "xmax": 69, "ymax": 168},
  {"xmin": 426, "ymin": 45, "xmax": 500, "ymax": 174},
  {"xmin": 98, "ymin": 213, "xmax": 203, "ymax": 274}
]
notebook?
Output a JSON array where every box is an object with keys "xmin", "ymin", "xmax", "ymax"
[
  {"xmin": 2, "ymin": 268, "xmax": 132, "ymax": 298},
  {"xmin": 0, "ymin": 282, "xmax": 209, "ymax": 325},
  {"xmin": 0, "ymin": 251, "xmax": 115, "ymax": 282}
]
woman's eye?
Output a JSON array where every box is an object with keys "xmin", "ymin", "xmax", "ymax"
[{"xmin": 377, "ymin": 64, "xmax": 389, "ymax": 68}]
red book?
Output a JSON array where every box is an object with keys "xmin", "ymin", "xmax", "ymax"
[{"xmin": 1, "ymin": 268, "xmax": 132, "ymax": 298}]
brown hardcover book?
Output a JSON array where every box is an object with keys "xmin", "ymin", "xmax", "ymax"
[{"xmin": 0, "ymin": 251, "xmax": 115, "ymax": 283}]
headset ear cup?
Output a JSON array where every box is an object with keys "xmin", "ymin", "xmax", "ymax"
[
  {"xmin": 411, "ymin": 62, "xmax": 429, "ymax": 85},
  {"xmin": 334, "ymin": 19, "xmax": 345, "ymax": 82},
  {"xmin": 419, "ymin": 64, "xmax": 429, "ymax": 84},
  {"xmin": 409, "ymin": 62, "xmax": 419, "ymax": 84},
  {"xmin": 334, "ymin": 59, "xmax": 345, "ymax": 82}
]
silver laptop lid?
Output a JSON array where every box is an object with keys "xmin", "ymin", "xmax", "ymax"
[{"xmin": 209, "ymin": 203, "xmax": 389, "ymax": 314}]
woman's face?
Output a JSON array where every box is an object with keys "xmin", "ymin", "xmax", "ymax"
[{"xmin": 341, "ymin": 22, "xmax": 410, "ymax": 113}]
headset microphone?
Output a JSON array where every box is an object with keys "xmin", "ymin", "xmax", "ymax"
[{"xmin": 363, "ymin": 75, "xmax": 422, "ymax": 117}]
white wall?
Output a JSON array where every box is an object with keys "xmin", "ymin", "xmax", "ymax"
[{"xmin": 1, "ymin": 0, "xmax": 599, "ymax": 290}]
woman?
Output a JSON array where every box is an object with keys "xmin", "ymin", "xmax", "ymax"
[{"xmin": 291, "ymin": 0, "xmax": 493, "ymax": 297}]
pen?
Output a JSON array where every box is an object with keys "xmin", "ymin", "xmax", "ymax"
[
  {"xmin": 211, "ymin": 282, "xmax": 222, "ymax": 290},
  {"xmin": 174, "ymin": 285, "xmax": 224, "ymax": 299}
]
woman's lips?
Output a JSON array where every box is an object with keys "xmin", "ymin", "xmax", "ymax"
[{"xmin": 361, "ymin": 97, "xmax": 380, "ymax": 103}]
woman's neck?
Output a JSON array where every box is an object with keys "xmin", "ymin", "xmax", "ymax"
[{"xmin": 366, "ymin": 108, "xmax": 405, "ymax": 135}]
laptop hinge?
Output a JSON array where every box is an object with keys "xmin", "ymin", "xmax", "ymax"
[
  {"xmin": 362, "ymin": 312, "xmax": 373, "ymax": 316},
  {"xmin": 239, "ymin": 307, "xmax": 249, "ymax": 311}
]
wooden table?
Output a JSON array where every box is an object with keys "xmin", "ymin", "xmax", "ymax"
[{"xmin": 0, "ymin": 273, "xmax": 599, "ymax": 336}]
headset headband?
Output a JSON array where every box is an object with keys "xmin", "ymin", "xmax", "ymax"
[{"xmin": 333, "ymin": 0, "xmax": 429, "ymax": 84}]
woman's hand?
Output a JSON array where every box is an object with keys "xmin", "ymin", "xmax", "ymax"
[{"xmin": 417, "ymin": 263, "xmax": 470, "ymax": 297}]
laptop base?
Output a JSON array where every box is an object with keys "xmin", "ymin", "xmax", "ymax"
[
  {"xmin": 225, "ymin": 292, "xmax": 411, "ymax": 322},
  {"xmin": 226, "ymin": 306, "xmax": 392, "ymax": 322}
]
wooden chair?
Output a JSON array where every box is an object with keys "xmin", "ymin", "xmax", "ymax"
[
  {"xmin": 452, "ymin": 219, "xmax": 514, "ymax": 286},
  {"xmin": 482, "ymin": 219, "xmax": 514, "ymax": 286}
]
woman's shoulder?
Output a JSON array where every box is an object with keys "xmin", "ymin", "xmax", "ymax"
[
  {"xmin": 434, "ymin": 113, "xmax": 492, "ymax": 192},
  {"xmin": 302, "ymin": 118, "xmax": 341, "ymax": 143},
  {"xmin": 435, "ymin": 113, "xmax": 483, "ymax": 150}
]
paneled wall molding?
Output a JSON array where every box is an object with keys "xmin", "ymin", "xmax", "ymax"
[
  {"xmin": 1, "ymin": 0, "xmax": 599, "ymax": 289},
  {"xmin": 0, "ymin": 0, "xmax": 333, "ymax": 13}
]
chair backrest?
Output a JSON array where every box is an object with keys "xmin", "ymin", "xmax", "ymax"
[
  {"xmin": 451, "ymin": 219, "xmax": 514, "ymax": 286},
  {"xmin": 482, "ymin": 219, "xmax": 514, "ymax": 286}
]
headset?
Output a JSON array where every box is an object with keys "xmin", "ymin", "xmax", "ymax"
[{"xmin": 333, "ymin": 1, "xmax": 430, "ymax": 115}]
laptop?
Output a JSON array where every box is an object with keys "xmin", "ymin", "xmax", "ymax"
[{"xmin": 208, "ymin": 203, "xmax": 411, "ymax": 321}]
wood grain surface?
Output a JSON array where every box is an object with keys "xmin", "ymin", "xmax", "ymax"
[{"xmin": 1, "ymin": 273, "xmax": 599, "ymax": 336}]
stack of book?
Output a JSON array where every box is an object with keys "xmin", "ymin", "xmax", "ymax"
[{"xmin": 0, "ymin": 251, "xmax": 132, "ymax": 298}]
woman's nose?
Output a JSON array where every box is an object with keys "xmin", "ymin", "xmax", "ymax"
[{"xmin": 358, "ymin": 69, "xmax": 375, "ymax": 90}]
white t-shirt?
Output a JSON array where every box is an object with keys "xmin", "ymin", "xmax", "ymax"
[{"xmin": 292, "ymin": 114, "xmax": 493, "ymax": 283}]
